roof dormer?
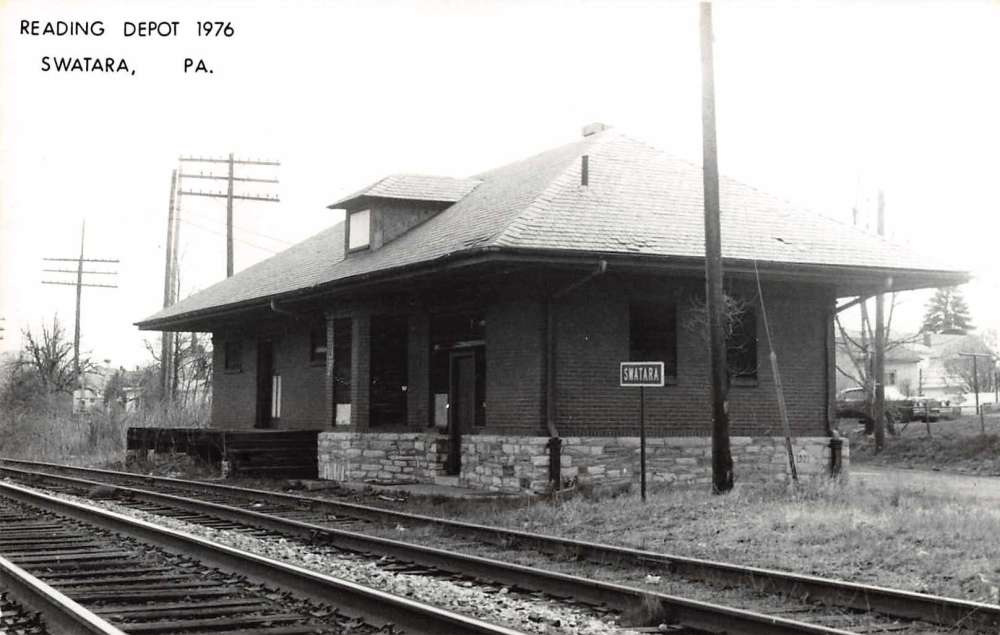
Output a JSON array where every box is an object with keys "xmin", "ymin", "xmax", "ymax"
[{"xmin": 329, "ymin": 174, "xmax": 480, "ymax": 253}]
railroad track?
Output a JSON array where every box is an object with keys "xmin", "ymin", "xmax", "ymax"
[
  {"xmin": 0, "ymin": 479, "xmax": 529, "ymax": 634},
  {"xmin": 2, "ymin": 458, "xmax": 995, "ymax": 633}
]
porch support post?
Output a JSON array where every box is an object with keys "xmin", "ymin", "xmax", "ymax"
[
  {"xmin": 350, "ymin": 314, "xmax": 371, "ymax": 430},
  {"xmin": 324, "ymin": 311, "xmax": 336, "ymax": 428}
]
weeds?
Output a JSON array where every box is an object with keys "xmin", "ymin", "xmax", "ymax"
[{"xmin": 0, "ymin": 400, "xmax": 209, "ymax": 466}]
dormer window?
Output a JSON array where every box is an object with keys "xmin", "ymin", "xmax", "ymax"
[{"xmin": 348, "ymin": 209, "xmax": 371, "ymax": 251}]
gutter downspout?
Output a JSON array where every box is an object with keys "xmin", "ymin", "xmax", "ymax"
[
  {"xmin": 545, "ymin": 260, "xmax": 608, "ymax": 490},
  {"xmin": 269, "ymin": 298, "xmax": 296, "ymax": 317}
]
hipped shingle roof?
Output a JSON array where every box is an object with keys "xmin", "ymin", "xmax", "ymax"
[{"xmin": 139, "ymin": 129, "xmax": 967, "ymax": 329}]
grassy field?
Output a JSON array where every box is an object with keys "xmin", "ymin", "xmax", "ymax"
[
  {"xmin": 849, "ymin": 412, "xmax": 1000, "ymax": 475},
  {"xmin": 409, "ymin": 476, "xmax": 1000, "ymax": 605}
]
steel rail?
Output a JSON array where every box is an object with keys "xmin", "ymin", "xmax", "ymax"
[
  {"xmin": 0, "ymin": 554, "xmax": 127, "ymax": 635},
  {"xmin": 6, "ymin": 458, "xmax": 998, "ymax": 631},
  {"xmin": 0, "ymin": 480, "xmax": 524, "ymax": 635},
  {"xmin": 0, "ymin": 466, "xmax": 851, "ymax": 635}
]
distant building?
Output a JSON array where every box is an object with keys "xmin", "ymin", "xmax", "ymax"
[{"xmin": 837, "ymin": 331, "xmax": 996, "ymax": 406}]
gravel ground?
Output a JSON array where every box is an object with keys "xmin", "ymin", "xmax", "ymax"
[{"xmin": 35, "ymin": 488, "xmax": 639, "ymax": 635}]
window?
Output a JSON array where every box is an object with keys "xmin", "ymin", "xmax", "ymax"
[
  {"xmin": 348, "ymin": 209, "xmax": 371, "ymax": 250},
  {"xmin": 223, "ymin": 340, "xmax": 242, "ymax": 371},
  {"xmin": 727, "ymin": 305, "xmax": 758, "ymax": 383},
  {"xmin": 887, "ymin": 371, "xmax": 897, "ymax": 386},
  {"xmin": 629, "ymin": 302, "xmax": 677, "ymax": 379},
  {"xmin": 309, "ymin": 325, "xmax": 327, "ymax": 364}
]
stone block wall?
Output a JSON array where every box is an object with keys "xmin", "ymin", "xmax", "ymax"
[
  {"xmin": 317, "ymin": 431, "xmax": 848, "ymax": 493},
  {"xmin": 318, "ymin": 432, "xmax": 448, "ymax": 482}
]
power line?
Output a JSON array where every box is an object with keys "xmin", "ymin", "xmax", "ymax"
[
  {"xmin": 41, "ymin": 220, "xmax": 119, "ymax": 386},
  {"xmin": 178, "ymin": 218, "xmax": 280, "ymax": 254},
  {"xmin": 180, "ymin": 208, "xmax": 294, "ymax": 245},
  {"xmin": 178, "ymin": 153, "xmax": 280, "ymax": 277}
]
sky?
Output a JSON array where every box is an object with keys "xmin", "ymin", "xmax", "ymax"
[{"xmin": 1, "ymin": 0, "xmax": 998, "ymax": 369}]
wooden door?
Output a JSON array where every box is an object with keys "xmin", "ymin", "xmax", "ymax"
[
  {"xmin": 256, "ymin": 340, "xmax": 274, "ymax": 428},
  {"xmin": 446, "ymin": 351, "xmax": 477, "ymax": 474}
]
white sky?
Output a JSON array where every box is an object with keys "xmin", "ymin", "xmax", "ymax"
[{"xmin": 2, "ymin": 0, "xmax": 998, "ymax": 368}]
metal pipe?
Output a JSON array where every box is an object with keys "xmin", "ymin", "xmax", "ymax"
[{"xmin": 544, "ymin": 260, "xmax": 607, "ymax": 489}]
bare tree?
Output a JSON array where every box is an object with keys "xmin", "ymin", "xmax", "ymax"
[
  {"xmin": 13, "ymin": 316, "xmax": 95, "ymax": 396},
  {"xmin": 835, "ymin": 293, "xmax": 920, "ymax": 436}
]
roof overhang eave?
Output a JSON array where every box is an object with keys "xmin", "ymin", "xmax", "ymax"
[{"xmin": 136, "ymin": 247, "xmax": 970, "ymax": 331}]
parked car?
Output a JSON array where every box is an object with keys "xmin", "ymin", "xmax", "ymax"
[
  {"xmin": 909, "ymin": 395, "xmax": 941, "ymax": 422},
  {"xmin": 835, "ymin": 387, "xmax": 939, "ymax": 423}
]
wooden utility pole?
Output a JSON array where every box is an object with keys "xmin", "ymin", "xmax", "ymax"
[
  {"xmin": 958, "ymin": 352, "xmax": 992, "ymax": 434},
  {"xmin": 178, "ymin": 155, "xmax": 279, "ymax": 278},
  {"xmin": 161, "ymin": 170, "xmax": 178, "ymax": 401},
  {"xmin": 42, "ymin": 221, "xmax": 119, "ymax": 386},
  {"xmin": 873, "ymin": 190, "xmax": 886, "ymax": 452},
  {"xmin": 700, "ymin": 1, "xmax": 734, "ymax": 494}
]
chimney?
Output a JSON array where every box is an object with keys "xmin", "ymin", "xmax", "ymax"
[
  {"xmin": 923, "ymin": 332, "xmax": 932, "ymax": 347},
  {"xmin": 582, "ymin": 122, "xmax": 609, "ymax": 137},
  {"xmin": 581, "ymin": 155, "xmax": 589, "ymax": 186}
]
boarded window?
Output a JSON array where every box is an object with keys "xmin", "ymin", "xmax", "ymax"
[
  {"xmin": 309, "ymin": 325, "xmax": 327, "ymax": 364},
  {"xmin": 224, "ymin": 340, "xmax": 242, "ymax": 371},
  {"xmin": 727, "ymin": 305, "xmax": 758, "ymax": 383},
  {"xmin": 629, "ymin": 303, "xmax": 677, "ymax": 378},
  {"xmin": 348, "ymin": 209, "xmax": 370, "ymax": 250}
]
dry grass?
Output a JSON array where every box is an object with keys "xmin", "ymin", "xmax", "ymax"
[
  {"xmin": 422, "ymin": 477, "xmax": 1000, "ymax": 603},
  {"xmin": 851, "ymin": 413, "xmax": 1000, "ymax": 475},
  {"xmin": 0, "ymin": 400, "xmax": 210, "ymax": 466}
]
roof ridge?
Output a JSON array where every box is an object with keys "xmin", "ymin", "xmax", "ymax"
[{"xmin": 489, "ymin": 130, "xmax": 616, "ymax": 246}]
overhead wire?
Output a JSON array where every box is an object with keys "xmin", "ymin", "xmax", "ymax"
[
  {"xmin": 177, "ymin": 218, "xmax": 281, "ymax": 254},
  {"xmin": 179, "ymin": 208, "xmax": 295, "ymax": 246}
]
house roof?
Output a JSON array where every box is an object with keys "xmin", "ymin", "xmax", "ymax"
[
  {"xmin": 138, "ymin": 128, "xmax": 969, "ymax": 330},
  {"xmin": 328, "ymin": 174, "xmax": 482, "ymax": 209}
]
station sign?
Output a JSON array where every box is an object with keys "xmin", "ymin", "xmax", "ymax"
[{"xmin": 620, "ymin": 361, "xmax": 665, "ymax": 387}]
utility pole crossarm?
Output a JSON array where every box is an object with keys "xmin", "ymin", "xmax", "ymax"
[
  {"xmin": 179, "ymin": 191, "xmax": 280, "ymax": 202},
  {"xmin": 177, "ymin": 150, "xmax": 280, "ymax": 278},
  {"xmin": 179, "ymin": 173, "xmax": 279, "ymax": 183},
  {"xmin": 42, "ymin": 257, "xmax": 120, "ymax": 263},
  {"xmin": 43, "ymin": 269, "xmax": 118, "ymax": 275},
  {"xmin": 41, "ymin": 281, "xmax": 118, "ymax": 288},
  {"xmin": 179, "ymin": 156, "xmax": 280, "ymax": 166}
]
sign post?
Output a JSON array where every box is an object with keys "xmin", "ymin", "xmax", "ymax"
[{"xmin": 620, "ymin": 361, "xmax": 665, "ymax": 502}]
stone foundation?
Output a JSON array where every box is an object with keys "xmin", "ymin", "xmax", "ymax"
[
  {"xmin": 317, "ymin": 432, "xmax": 848, "ymax": 493},
  {"xmin": 318, "ymin": 432, "xmax": 448, "ymax": 482}
]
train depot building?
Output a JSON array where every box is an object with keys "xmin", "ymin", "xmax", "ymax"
[{"xmin": 137, "ymin": 126, "xmax": 967, "ymax": 492}]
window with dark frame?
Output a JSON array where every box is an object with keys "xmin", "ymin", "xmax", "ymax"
[
  {"xmin": 726, "ymin": 304, "xmax": 758, "ymax": 383},
  {"xmin": 223, "ymin": 340, "xmax": 242, "ymax": 371},
  {"xmin": 628, "ymin": 302, "xmax": 677, "ymax": 379},
  {"xmin": 309, "ymin": 325, "xmax": 327, "ymax": 364}
]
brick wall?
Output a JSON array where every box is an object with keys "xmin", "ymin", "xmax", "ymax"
[
  {"xmin": 551, "ymin": 276, "xmax": 833, "ymax": 438},
  {"xmin": 270, "ymin": 328, "xmax": 326, "ymax": 429},
  {"xmin": 211, "ymin": 334, "xmax": 257, "ymax": 429},
  {"xmin": 484, "ymin": 300, "xmax": 546, "ymax": 434}
]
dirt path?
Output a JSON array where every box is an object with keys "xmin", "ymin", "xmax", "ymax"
[{"xmin": 853, "ymin": 465, "xmax": 1000, "ymax": 503}]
